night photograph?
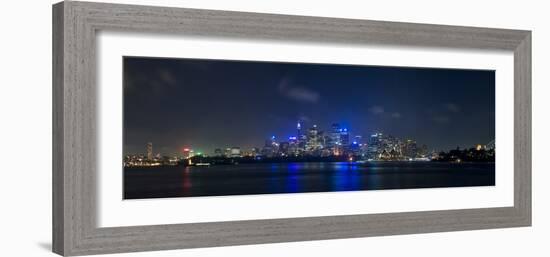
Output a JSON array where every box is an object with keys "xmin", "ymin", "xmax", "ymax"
[{"xmin": 123, "ymin": 56, "xmax": 496, "ymax": 199}]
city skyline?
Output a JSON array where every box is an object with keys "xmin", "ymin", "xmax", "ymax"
[
  {"xmin": 124, "ymin": 119, "xmax": 494, "ymax": 160},
  {"xmin": 124, "ymin": 57, "xmax": 495, "ymax": 155}
]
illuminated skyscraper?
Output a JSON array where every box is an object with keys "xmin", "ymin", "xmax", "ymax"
[
  {"xmin": 354, "ymin": 135, "xmax": 362, "ymax": 145},
  {"xmin": 270, "ymin": 136, "xmax": 279, "ymax": 153},
  {"xmin": 325, "ymin": 123, "xmax": 340, "ymax": 155},
  {"xmin": 146, "ymin": 142, "xmax": 153, "ymax": 160},
  {"xmin": 306, "ymin": 125, "xmax": 323, "ymax": 154},
  {"xmin": 340, "ymin": 128, "xmax": 350, "ymax": 148},
  {"xmin": 367, "ymin": 133, "xmax": 382, "ymax": 159},
  {"xmin": 279, "ymin": 142, "xmax": 290, "ymax": 155},
  {"xmin": 350, "ymin": 135, "xmax": 362, "ymax": 154},
  {"xmin": 330, "ymin": 123, "xmax": 341, "ymax": 145},
  {"xmin": 288, "ymin": 136, "xmax": 298, "ymax": 155},
  {"xmin": 402, "ymin": 139, "xmax": 418, "ymax": 159},
  {"xmin": 297, "ymin": 120, "xmax": 307, "ymax": 152},
  {"xmin": 261, "ymin": 137, "xmax": 278, "ymax": 157}
]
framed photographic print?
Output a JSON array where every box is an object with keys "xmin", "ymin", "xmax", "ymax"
[{"xmin": 53, "ymin": 1, "xmax": 531, "ymax": 256}]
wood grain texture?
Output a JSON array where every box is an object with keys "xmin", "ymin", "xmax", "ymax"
[
  {"xmin": 514, "ymin": 32, "xmax": 532, "ymax": 224},
  {"xmin": 52, "ymin": 1, "xmax": 532, "ymax": 256},
  {"xmin": 52, "ymin": 2, "xmax": 65, "ymax": 254}
]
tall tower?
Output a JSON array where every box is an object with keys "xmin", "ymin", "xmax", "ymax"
[
  {"xmin": 306, "ymin": 124, "xmax": 321, "ymax": 153},
  {"xmin": 297, "ymin": 121, "xmax": 302, "ymax": 138},
  {"xmin": 340, "ymin": 128, "xmax": 350, "ymax": 147},
  {"xmin": 297, "ymin": 120, "xmax": 307, "ymax": 152},
  {"xmin": 146, "ymin": 142, "xmax": 153, "ymax": 160},
  {"xmin": 330, "ymin": 123, "xmax": 341, "ymax": 145}
]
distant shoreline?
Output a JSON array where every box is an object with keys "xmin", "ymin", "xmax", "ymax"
[{"xmin": 124, "ymin": 160, "xmax": 496, "ymax": 169}]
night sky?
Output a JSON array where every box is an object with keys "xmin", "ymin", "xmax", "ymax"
[{"xmin": 123, "ymin": 57, "xmax": 495, "ymax": 155}]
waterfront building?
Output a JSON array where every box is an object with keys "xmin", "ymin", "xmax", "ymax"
[
  {"xmin": 476, "ymin": 144, "xmax": 483, "ymax": 151},
  {"xmin": 354, "ymin": 135, "xmax": 362, "ymax": 145},
  {"xmin": 288, "ymin": 136, "xmax": 299, "ymax": 155},
  {"xmin": 330, "ymin": 123, "xmax": 341, "ymax": 146},
  {"xmin": 146, "ymin": 142, "xmax": 153, "ymax": 160},
  {"xmin": 351, "ymin": 135, "xmax": 363, "ymax": 155},
  {"xmin": 402, "ymin": 139, "xmax": 418, "ymax": 159},
  {"xmin": 251, "ymin": 147, "xmax": 260, "ymax": 157},
  {"xmin": 261, "ymin": 137, "xmax": 277, "ymax": 157},
  {"xmin": 297, "ymin": 121, "xmax": 307, "ymax": 152},
  {"xmin": 328, "ymin": 123, "xmax": 341, "ymax": 155},
  {"xmin": 306, "ymin": 124, "xmax": 323, "ymax": 154},
  {"xmin": 367, "ymin": 133, "xmax": 380, "ymax": 159},
  {"xmin": 486, "ymin": 139, "xmax": 495, "ymax": 150},
  {"xmin": 182, "ymin": 148, "xmax": 191, "ymax": 158},
  {"xmin": 418, "ymin": 144, "xmax": 429, "ymax": 157},
  {"xmin": 340, "ymin": 128, "xmax": 350, "ymax": 150},
  {"xmin": 384, "ymin": 135, "xmax": 403, "ymax": 159},
  {"xmin": 224, "ymin": 147, "xmax": 232, "ymax": 157},
  {"xmin": 350, "ymin": 140, "xmax": 361, "ymax": 155},
  {"xmin": 269, "ymin": 136, "xmax": 280, "ymax": 154},
  {"xmin": 230, "ymin": 147, "xmax": 241, "ymax": 157},
  {"xmin": 279, "ymin": 142, "xmax": 290, "ymax": 156},
  {"xmin": 261, "ymin": 145, "xmax": 274, "ymax": 157}
]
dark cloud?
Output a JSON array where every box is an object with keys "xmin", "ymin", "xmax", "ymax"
[
  {"xmin": 433, "ymin": 115, "xmax": 451, "ymax": 124},
  {"xmin": 391, "ymin": 112, "xmax": 402, "ymax": 118},
  {"xmin": 158, "ymin": 69, "xmax": 177, "ymax": 86},
  {"xmin": 445, "ymin": 103, "xmax": 461, "ymax": 113},
  {"xmin": 369, "ymin": 105, "xmax": 385, "ymax": 115},
  {"xmin": 278, "ymin": 77, "xmax": 320, "ymax": 103}
]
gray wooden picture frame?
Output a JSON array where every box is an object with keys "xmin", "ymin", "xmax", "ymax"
[{"xmin": 52, "ymin": 1, "xmax": 531, "ymax": 256}]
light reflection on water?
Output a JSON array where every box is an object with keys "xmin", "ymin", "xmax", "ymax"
[
  {"xmin": 182, "ymin": 167, "xmax": 192, "ymax": 194},
  {"xmin": 124, "ymin": 161, "xmax": 495, "ymax": 199},
  {"xmin": 330, "ymin": 163, "xmax": 361, "ymax": 191}
]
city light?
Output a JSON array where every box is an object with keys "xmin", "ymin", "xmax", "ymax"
[{"xmin": 124, "ymin": 121, "xmax": 495, "ymax": 167}]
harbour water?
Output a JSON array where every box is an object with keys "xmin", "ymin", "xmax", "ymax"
[{"xmin": 124, "ymin": 162, "xmax": 495, "ymax": 199}]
